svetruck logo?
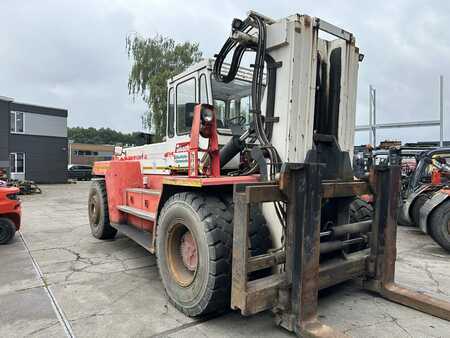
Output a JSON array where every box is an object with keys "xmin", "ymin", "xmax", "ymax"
[{"xmin": 174, "ymin": 153, "xmax": 188, "ymax": 164}]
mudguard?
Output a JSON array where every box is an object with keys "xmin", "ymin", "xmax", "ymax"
[
  {"xmin": 418, "ymin": 191, "xmax": 449, "ymax": 233},
  {"xmin": 401, "ymin": 185, "xmax": 430, "ymax": 225}
]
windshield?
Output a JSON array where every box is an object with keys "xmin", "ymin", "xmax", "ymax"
[{"xmin": 211, "ymin": 77, "xmax": 254, "ymax": 129}]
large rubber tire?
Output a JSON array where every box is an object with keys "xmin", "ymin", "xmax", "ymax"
[
  {"xmin": 249, "ymin": 212, "xmax": 273, "ymax": 280},
  {"xmin": 0, "ymin": 217, "xmax": 16, "ymax": 244},
  {"xmin": 349, "ymin": 197, "xmax": 373, "ymax": 223},
  {"xmin": 428, "ymin": 200, "xmax": 450, "ymax": 252},
  {"xmin": 88, "ymin": 180, "xmax": 117, "ymax": 239},
  {"xmin": 156, "ymin": 192, "xmax": 233, "ymax": 317},
  {"xmin": 248, "ymin": 207, "xmax": 273, "ymax": 258},
  {"xmin": 221, "ymin": 196, "xmax": 272, "ymax": 256},
  {"xmin": 221, "ymin": 195, "xmax": 273, "ymax": 279}
]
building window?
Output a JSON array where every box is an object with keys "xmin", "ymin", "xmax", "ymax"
[
  {"xmin": 74, "ymin": 150, "xmax": 99, "ymax": 156},
  {"xmin": 10, "ymin": 113, "xmax": 14, "ymax": 132},
  {"xmin": 10, "ymin": 111, "xmax": 24, "ymax": 133},
  {"xmin": 10, "ymin": 153, "xmax": 25, "ymax": 173}
]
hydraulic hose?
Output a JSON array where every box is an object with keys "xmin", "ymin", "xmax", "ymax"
[
  {"xmin": 213, "ymin": 12, "xmax": 286, "ymax": 227},
  {"xmin": 219, "ymin": 136, "xmax": 245, "ymax": 168}
]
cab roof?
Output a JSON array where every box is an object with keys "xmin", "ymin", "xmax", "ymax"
[{"xmin": 167, "ymin": 59, "xmax": 254, "ymax": 85}]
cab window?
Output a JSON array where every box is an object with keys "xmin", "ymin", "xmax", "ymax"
[
  {"xmin": 211, "ymin": 76, "xmax": 254, "ymax": 129},
  {"xmin": 199, "ymin": 74, "xmax": 208, "ymax": 104},
  {"xmin": 176, "ymin": 78, "xmax": 196, "ymax": 134},
  {"xmin": 213, "ymin": 99, "xmax": 226, "ymax": 128},
  {"xmin": 167, "ymin": 87, "xmax": 174, "ymax": 138}
]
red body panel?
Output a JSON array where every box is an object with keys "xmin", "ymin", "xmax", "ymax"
[
  {"xmin": 105, "ymin": 161, "xmax": 142, "ymax": 224},
  {"xmin": 100, "ymin": 158, "xmax": 260, "ymax": 233},
  {"xmin": 95, "ymin": 104, "xmax": 260, "ymax": 234},
  {"xmin": 0, "ymin": 187, "xmax": 21, "ymax": 230}
]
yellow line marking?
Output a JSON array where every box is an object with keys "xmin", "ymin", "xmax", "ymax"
[{"xmin": 162, "ymin": 177, "xmax": 202, "ymax": 187}]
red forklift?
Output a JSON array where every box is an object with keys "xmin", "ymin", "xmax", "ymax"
[{"xmin": 88, "ymin": 11, "xmax": 450, "ymax": 337}]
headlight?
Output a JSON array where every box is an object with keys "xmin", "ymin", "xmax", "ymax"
[{"xmin": 201, "ymin": 106, "xmax": 214, "ymax": 123}]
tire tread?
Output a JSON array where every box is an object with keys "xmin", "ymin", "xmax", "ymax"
[
  {"xmin": 0, "ymin": 217, "xmax": 16, "ymax": 244},
  {"xmin": 429, "ymin": 200, "xmax": 450, "ymax": 252},
  {"xmin": 89, "ymin": 180, "xmax": 117, "ymax": 239},
  {"xmin": 156, "ymin": 192, "xmax": 233, "ymax": 316}
]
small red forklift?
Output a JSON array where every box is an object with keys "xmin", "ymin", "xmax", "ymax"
[{"xmin": 0, "ymin": 186, "xmax": 21, "ymax": 244}]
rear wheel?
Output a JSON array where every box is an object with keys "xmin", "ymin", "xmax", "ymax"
[
  {"xmin": 0, "ymin": 217, "xmax": 16, "ymax": 244},
  {"xmin": 349, "ymin": 197, "xmax": 373, "ymax": 223},
  {"xmin": 248, "ymin": 207, "xmax": 273, "ymax": 257},
  {"xmin": 88, "ymin": 180, "xmax": 117, "ymax": 239},
  {"xmin": 220, "ymin": 195, "xmax": 273, "ymax": 259},
  {"xmin": 429, "ymin": 200, "xmax": 450, "ymax": 252},
  {"xmin": 156, "ymin": 192, "xmax": 232, "ymax": 316}
]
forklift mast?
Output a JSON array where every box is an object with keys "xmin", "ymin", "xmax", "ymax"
[{"xmin": 257, "ymin": 13, "xmax": 360, "ymax": 164}]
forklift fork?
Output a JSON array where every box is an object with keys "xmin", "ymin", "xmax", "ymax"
[{"xmin": 231, "ymin": 162, "xmax": 450, "ymax": 337}]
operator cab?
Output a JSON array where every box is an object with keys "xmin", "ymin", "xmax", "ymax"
[{"xmin": 166, "ymin": 59, "xmax": 255, "ymax": 140}]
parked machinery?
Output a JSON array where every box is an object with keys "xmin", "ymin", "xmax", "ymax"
[
  {"xmin": 88, "ymin": 11, "xmax": 450, "ymax": 337},
  {"xmin": 355, "ymin": 144, "xmax": 450, "ymax": 252},
  {"xmin": 400, "ymin": 148, "xmax": 450, "ymax": 251}
]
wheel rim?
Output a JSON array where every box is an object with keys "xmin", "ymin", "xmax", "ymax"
[
  {"xmin": 180, "ymin": 231, "xmax": 198, "ymax": 271},
  {"xmin": 167, "ymin": 223, "xmax": 198, "ymax": 287},
  {"xmin": 89, "ymin": 195, "xmax": 100, "ymax": 226}
]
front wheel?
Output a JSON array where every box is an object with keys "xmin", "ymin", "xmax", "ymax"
[
  {"xmin": 429, "ymin": 200, "xmax": 450, "ymax": 252},
  {"xmin": 0, "ymin": 217, "xmax": 16, "ymax": 244},
  {"xmin": 156, "ymin": 192, "xmax": 233, "ymax": 317}
]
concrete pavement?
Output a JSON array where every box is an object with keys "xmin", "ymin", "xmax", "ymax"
[{"xmin": 1, "ymin": 181, "xmax": 449, "ymax": 337}]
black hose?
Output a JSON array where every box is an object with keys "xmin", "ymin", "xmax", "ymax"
[
  {"xmin": 219, "ymin": 136, "xmax": 245, "ymax": 168},
  {"xmin": 213, "ymin": 12, "xmax": 286, "ymax": 228}
]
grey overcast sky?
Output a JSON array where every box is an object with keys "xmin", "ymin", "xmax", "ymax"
[{"xmin": 1, "ymin": 0, "xmax": 449, "ymax": 145}]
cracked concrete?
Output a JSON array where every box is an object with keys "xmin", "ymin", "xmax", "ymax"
[{"xmin": 1, "ymin": 181, "xmax": 449, "ymax": 337}]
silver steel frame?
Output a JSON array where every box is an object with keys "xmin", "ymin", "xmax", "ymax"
[{"xmin": 356, "ymin": 78, "xmax": 445, "ymax": 146}]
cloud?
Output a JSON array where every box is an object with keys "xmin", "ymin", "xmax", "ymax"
[
  {"xmin": 0, "ymin": 0, "xmax": 448, "ymax": 145},
  {"xmin": 0, "ymin": 0, "xmax": 144, "ymax": 132}
]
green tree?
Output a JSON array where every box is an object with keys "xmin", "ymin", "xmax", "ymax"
[
  {"xmin": 126, "ymin": 34, "xmax": 202, "ymax": 140},
  {"xmin": 68, "ymin": 127, "xmax": 147, "ymax": 146}
]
